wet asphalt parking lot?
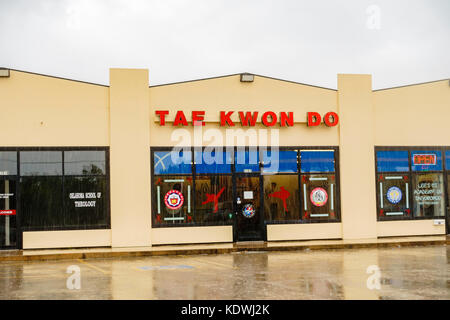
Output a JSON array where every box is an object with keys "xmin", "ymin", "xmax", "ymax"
[{"xmin": 0, "ymin": 245, "xmax": 449, "ymax": 300}]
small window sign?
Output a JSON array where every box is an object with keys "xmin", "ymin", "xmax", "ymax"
[
  {"xmin": 243, "ymin": 191, "xmax": 253, "ymax": 199},
  {"xmin": 413, "ymin": 154, "xmax": 436, "ymax": 166},
  {"xmin": 0, "ymin": 171, "xmax": 8, "ymax": 175}
]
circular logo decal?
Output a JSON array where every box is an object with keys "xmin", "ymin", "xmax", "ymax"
[
  {"xmin": 242, "ymin": 204, "xmax": 255, "ymax": 218},
  {"xmin": 310, "ymin": 187, "xmax": 328, "ymax": 207},
  {"xmin": 386, "ymin": 186, "xmax": 402, "ymax": 204},
  {"xmin": 164, "ymin": 190, "xmax": 184, "ymax": 210}
]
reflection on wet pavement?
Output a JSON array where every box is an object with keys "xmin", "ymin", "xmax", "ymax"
[{"xmin": 0, "ymin": 245, "xmax": 448, "ymax": 300}]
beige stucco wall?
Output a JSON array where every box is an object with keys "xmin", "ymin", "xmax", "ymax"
[
  {"xmin": 338, "ymin": 74, "xmax": 378, "ymax": 239},
  {"xmin": 23, "ymin": 229, "xmax": 111, "ymax": 249},
  {"xmin": 151, "ymin": 226, "xmax": 233, "ymax": 245},
  {"xmin": 149, "ymin": 75, "xmax": 339, "ymax": 147},
  {"xmin": 377, "ymin": 220, "xmax": 445, "ymax": 237},
  {"xmin": 0, "ymin": 70, "xmax": 109, "ymax": 146},
  {"xmin": 110, "ymin": 68, "xmax": 152, "ymax": 247},
  {"xmin": 374, "ymin": 80, "xmax": 450, "ymax": 146},
  {"xmin": 267, "ymin": 223, "xmax": 342, "ymax": 241}
]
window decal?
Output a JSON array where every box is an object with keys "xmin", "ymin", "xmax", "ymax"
[
  {"xmin": 164, "ymin": 190, "xmax": 184, "ymax": 210},
  {"xmin": 242, "ymin": 204, "xmax": 255, "ymax": 218},
  {"xmin": 268, "ymin": 187, "xmax": 290, "ymax": 212},
  {"xmin": 386, "ymin": 186, "xmax": 402, "ymax": 204},
  {"xmin": 310, "ymin": 187, "xmax": 328, "ymax": 207},
  {"xmin": 201, "ymin": 187, "xmax": 225, "ymax": 213}
]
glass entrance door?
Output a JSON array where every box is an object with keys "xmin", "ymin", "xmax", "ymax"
[
  {"xmin": 0, "ymin": 179, "xmax": 17, "ymax": 249},
  {"xmin": 234, "ymin": 175, "xmax": 264, "ymax": 241}
]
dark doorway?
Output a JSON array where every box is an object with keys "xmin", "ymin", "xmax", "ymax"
[
  {"xmin": 0, "ymin": 178, "xmax": 18, "ymax": 249},
  {"xmin": 234, "ymin": 174, "xmax": 264, "ymax": 241}
]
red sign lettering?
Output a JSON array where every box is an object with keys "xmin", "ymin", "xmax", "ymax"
[
  {"xmin": 307, "ymin": 112, "xmax": 321, "ymax": 126},
  {"xmin": 155, "ymin": 110, "xmax": 169, "ymax": 126},
  {"xmin": 262, "ymin": 111, "xmax": 277, "ymax": 127},
  {"xmin": 239, "ymin": 112, "xmax": 258, "ymax": 126},
  {"xmin": 280, "ymin": 112, "xmax": 294, "ymax": 127},
  {"xmin": 173, "ymin": 111, "xmax": 188, "ymax": 126},
  {"xmin": 192, "ymin": 111, "xmax": 205, "ymax": 126},
  {"xmin": 323, "ymin": 112, "xmax": 339, "ymax": 127},
  {"xmin": 220, "ymin": 111, "xmax": 235, "ymax": 126}
]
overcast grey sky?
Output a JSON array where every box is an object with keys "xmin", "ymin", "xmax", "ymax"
[{"xmin": 0, "ymin": 0, "xmax": 448, "ymax": 89}]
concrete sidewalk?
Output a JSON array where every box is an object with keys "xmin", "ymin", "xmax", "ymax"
[{"xmin": 0, "ymin": 235, "xmax": 448, "ymax": 262}]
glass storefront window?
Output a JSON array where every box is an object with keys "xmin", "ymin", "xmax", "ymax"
[
  {"xmin": 64, "ymin": 151, "xmax": 106, "ymax": 175},
  {"xmin": 235, "ymin": 149, "xmax": 259, "ymax": 173},
  {"xmin": 300, "ymin": 174, "xmax": 337, "ymax": 220},
  {"xmin": 377, "ymin": 174, "xmax": 411, "ymax": 218},
  {"xmin": 18, "ymin": 149, "xmax": 109, "ymax": 231},
  {"xmin": 151, "ymin": 147, "xmax": 340, "ymax": 227},
  {"xmin": 376, "ymin": 150, "xmax": 409, "ymax": 172},
  {"xmin": 20, "ymin": 176, "xmax": 64, "ymax": 229},
  {"xmin": 20, "ymin": 151, "xmax": 62, "ymax": 176},
  {"xmin": 262, "ymin": 150, "xmax": 298, "ymax": 173},
  {"xmin": 411, "ymin": 150, "xmax": 442, "ymax": 172},
  {"xmin": 376, "ymin": 148, "xmax": 449, "ymax": 221},
  {"xmin": 412, "ymin": 173, "xmax": 445, "ymax": 217},
  {"xmin": 0, "ymin": 152, "xmax": 17, "ymax": 176},
  {"xmin": 64, "ymin": 176, "xmax": 108, "ymax": 228},
  {"xmin": 445, "ymin": 151, "xmax": 450, "ymax": 170},
  {"xmin": 300, "ymin": 150, "xmax": 335, "ymax": 173},
  {"xmin": 154, "ymin": 150, "xmax": 192, "ymax": 175},
  {"xmin": 194, "ymin": 175, "xmax": 233, "ymax": 224},
  {"xmin": 195, "ymin": 149, "xmax": 232, "ymax": 174},
  {"xmin": 153, "ymin": 175, "xmax": 193, "ymax": 225},
  {"xmin": 263, "ymin": 175, "xmax": 300, "ymax": 221}
]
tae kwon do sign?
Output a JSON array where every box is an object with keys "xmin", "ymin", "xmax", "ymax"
[{"xmin": 155, "ymin": 110, "xmax": 339, "ymax": 127}]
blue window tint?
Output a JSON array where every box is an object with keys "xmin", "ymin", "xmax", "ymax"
[
  {"xmin": 154, "ymin": 150, "xmax": 192, "ymax": 175},
  {"xmin": 262, "ymin": 150, "xmax": 298, "ymax": 173},
  {"xmin": 195, "ymin": 149, "xmax": 232, "ymax": 174},
  {"xmin": 411, "ymin": 150, "xmax": 442, "ymax": 172},
  {"xmin": 376, "ymin": 150, "xmax": 409, "ymax": 172},
  {"xmin": 300, "ymin": 151, "xmax": 335, "ymax": 173},
  {"xmin": 235, "ymin": 149, "xmax": 259, "ymax": 173},
  {"xmin": 445, "ymin": 151, "xmax": 450, "ymax": 171}
]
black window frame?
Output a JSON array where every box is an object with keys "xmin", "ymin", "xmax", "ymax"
[
  {"xmin": 375, "ymin": 146, "xmax": 449, "ymax": 222},
  {"xmin": 0, "ymin": 147, "xmax": 111, "ymax": 232}
]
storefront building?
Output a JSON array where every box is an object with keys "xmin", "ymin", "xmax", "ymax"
[{"xmin": 0, "ymin": 68, "xmax": 448, "ymax": 249}]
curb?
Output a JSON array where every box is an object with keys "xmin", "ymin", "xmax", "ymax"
[{"xmin": 0, "ymin": 238, "xmax": 448, "ymax": 262}]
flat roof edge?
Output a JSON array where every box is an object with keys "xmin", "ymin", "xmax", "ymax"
[
  {"xmin": 6, "ymin": 68, "xmax": 110, "ymax": 87},
  {"xmin": 149, "ymin": 73, "xmax": 338, "ymax": 91},
  {"xmin": 373, "ymin": 78, "xmax": 450, "ymax": 92}
]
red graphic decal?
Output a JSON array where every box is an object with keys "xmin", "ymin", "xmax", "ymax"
[
  {"xmin": 405, "ymin": 209, "xmax": 410, "ymax": 215},
  {"xmin": 268, "ymin": 187, "xmax": 291, "ymax": 212},
  {"xmin": 202, "ymin": 187, "xmax": 226, "ymax": 213},
  {"xmin": 155, "ymin": 178, "xmax": 161, "ymax": 185},
  {"xmin": 156, "ymin": 214, "xmax": 161, "ymax": 223},
  {"xmin": 379, "ymin": 209, "xmax": 384, "ymax": 217},
  {"xmin": 0, "ymin": 210, "xmax": 16, "ymax": 215},
  {"xmin": 187, "ymin": 215, "xmax": 193, "ymax": 222}
]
